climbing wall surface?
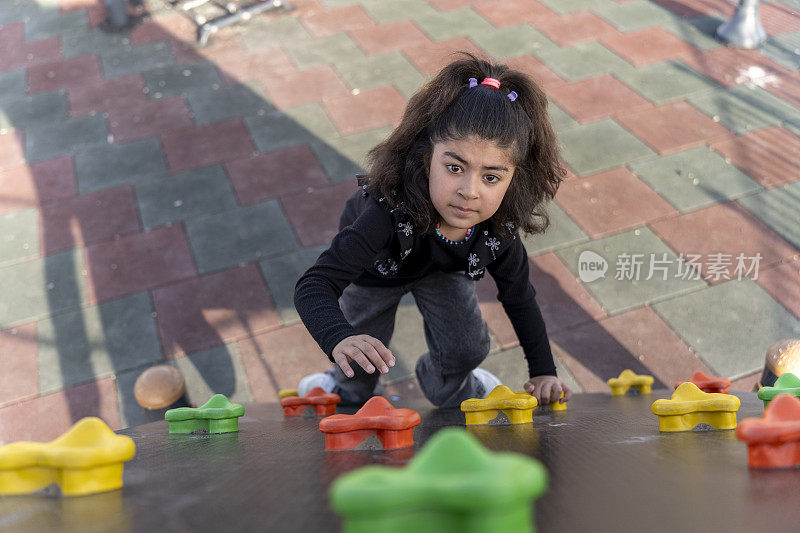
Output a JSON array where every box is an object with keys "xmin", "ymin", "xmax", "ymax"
[{"xmin": 2, "ymin": 392, "xmax": 799, "ymax": 532}]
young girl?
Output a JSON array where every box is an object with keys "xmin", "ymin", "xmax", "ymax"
[{"xmin": 293, "ymin": 52, "xmax": 572, "ymax": 408}]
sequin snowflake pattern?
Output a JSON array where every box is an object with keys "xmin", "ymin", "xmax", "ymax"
[
  {"xmin": 397, "ymin": 222, "xmax": 413, "ymax": 236},
  {"xmin": 375, "ymin": 258, "xmax": 400, "ymax": 276},
  {"xmin": 468, "ymin": 253, "xmax": 479, "ymax": 267},
  {"xmin": 485, "ymin": 237, "xmax": 500, "ymax": 260}
]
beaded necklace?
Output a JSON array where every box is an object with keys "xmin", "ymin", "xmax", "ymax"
[{"xmin": 435, "ymin": 223, "xmax": 475, "ymax": 245}]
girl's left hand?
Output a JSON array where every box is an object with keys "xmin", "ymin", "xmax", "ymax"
[{"xmin": 523, "ymin": 375, "xmax": 572, "ymax": 405}]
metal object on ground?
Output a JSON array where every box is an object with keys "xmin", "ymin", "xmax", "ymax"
[
  {"xmin": 716, "ymin": 0, "xmax": 768, "ymax": 49},
  {"xmin": 759, "ymin": 339, "xmax": 800, "ymax": 388},
  {"xmin": 104, "ymin": 0, "xmax": 130, "ymax": 27},
  {"xmin": 173, "ymin": 0, "xmax": 289, "ymax": 46}
]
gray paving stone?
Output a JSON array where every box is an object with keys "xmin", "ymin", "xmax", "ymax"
[
  {"xmin": 185, "ymin": 81, "xmax": 274, "ymax": 125},
  {"xmin": 239, "ymin": 16, "xmax": 311, "ymax": 50},
  {"xmin": 259, "ymin": 245, "xmax": 327, "ymax": 324},
  {"xmin": 412, "ymin": 7, "xmax": 495, "ymax": 41},
  {"xmin": 311, "ymin": 127, "xmax": 391, "ymax": 183},
  {"xmin": 520, "ymin": 201, "xmax": 589, "ymax": 255},
  {"xmin": 0, "ymin": 70, "xmax": 26, "ymax": 104},
  {"xmin": 142, "ymin": 62, "xmax": 222, "ymax": 99},
  {"xmin": 558, "ymin": 119, "xmax": 656, "ymax": 176},
  {"xmin": 0, "ymin": 250, "xmax": 86, "ymax": 328},
  {"xmin": 480, "ymin": 345, "xmax": 583, "ymax": 393},
  {"xmin": 0, "ymin": 90, "xmax": 69, "ymax": 130},
  {"xmin": 135, "ymin": 165, "xmax": 239, "ymax": 229},
  {"xmin": 0, "ymin": 208, "xmax": 39, "ymax": 266},
  {"xmin": 62, "ymin": 29, "xmax": 132, "ymax": 59},
  {"xmin": 284, "ymin": 33, "xmax": 366, "ymax": 70},
  {"xmin": 245, "ymin": 103, "xmax": 339, "ymax": 153},
  {"xmin": 592, "ymin": 0, "xmax": 675, "ymax": 32},
  {"xmin": 539, "ymin": 0, "xmax": 611, "ymax": 14},
  {"xmin": 0, "ymin": 1, "xmax": 37, "ymax": 26},
  {"xmin": 761, "ymin": 32, "xmax": 800, "ymax": 71},
  {"xmin": 534, "ymin": 42, "xmax": 632, "ymax": 82},
  {"xmin": 75, "ymin": 138, "xmax": 169, "ymax": 194},
  {"xmin": 37, "ymin": 292, "xmax": 162, "ymax": 394},
  {"xmin": 613, "ymin": 60, "xmax": 720, "ymax": 104},
  {"xmin": 23, "ymin": 8, "xmax": 88, "ymax": 42},
  {"xmin": 185, "ymin": 200, "xmax": 300, "ymax": 274},
  {"xmin": 556, "ymin": 226, "xmax": 707, "ymax": 314},
  {"xmin": 737, "ymin": 180, "xmax": 800, "ymax": 250},
  {"xmin": 661, "ymin": 15, "xmax": 724, "ymax": 52},
  {"xmin": 25, "ymin": 114, "xmax": 109, "ymax": 163},
  {"xmin": 469, "ymin": 24, "xmax": 558, "ymax": 60},
  {"xmin": 100, "ymin": 42, "xmax": 173, "ymax": 79},
  {"xmin": 548, "ymin": 100, "xmax": 579, "ymax": 134},
  {"xmin": 653, "ymin": 279, "xmax": 800, "ymax": 378},
  {"xmin": 334, "ymin": 51, "xmax": 426, "ymax": 99},
  {"xmin": 628, "ymin": 146, "xmax": 763, "ymax": 212},
  {"xmin": 689, "ymin": 84, "xmax": 800, "ymax": 134},
  {"xmin": 360, "ymin": 0, "xmax": 438, "ymax": 23}
]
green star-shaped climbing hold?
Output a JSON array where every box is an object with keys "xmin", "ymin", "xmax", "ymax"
[
  {"xmin": 758, "ymin": 373, "xmax": 800, "ymax": 407},
  {"xmin": 330, "ymin": 427, "xmax": 548, "ymax": 532},
  {"xmin": 165, "ymin": 394, "xmax": 245, "ymax": 434}
]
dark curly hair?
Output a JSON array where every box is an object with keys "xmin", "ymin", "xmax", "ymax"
[{"xmin": 363, "ymin": 51, "xmax": 565, "ymax": 237}]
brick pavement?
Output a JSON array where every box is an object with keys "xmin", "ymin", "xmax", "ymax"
[{"xmin": 1, "ymin": 0, "xmax": 799, "ymax": 443}]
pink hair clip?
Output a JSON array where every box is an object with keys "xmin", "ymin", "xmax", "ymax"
[{"xmin": 481, "ymin": 77, "xmax": 501, "ymax": 89}]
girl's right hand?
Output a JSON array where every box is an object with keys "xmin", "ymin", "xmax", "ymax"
[{"xmin": 332, "ymin": 335, "xmax": 396, "ymax": 378}]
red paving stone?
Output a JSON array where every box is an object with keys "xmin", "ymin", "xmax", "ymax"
[
  {"xmin": 764, "ymin": 72, "xmax": 800, "ymax": 109},
  {"xmin": 0, "ymin": 156, "xmax": 77, "ymax": 215},
  {"xmin": 477, "ymin": 253, "xmax": 606, "ymax": 348},
  {"xmin": 258, "ymin": 64, "xmax": 351, "ymax": 109},
  {"xmin": 350, "ymin": 20, "xmax": 430, "ymax": 56},
  {"xmin": 729, "ymin": 371, "xmax": 761, "ymax": 392},
  {"xmin": 600, "ymin": 27, "xmax": 698, "ymax": 67},
  {"xmin": 300, "ymin": 4, "xmax": 375, "ymax": 37},
  {"xmin": 152, "ymin": 264, "xmax": 282, "ymax": 358},
  {"xmin": 551, "ymin": 306, "xmax": 710, "ymax": 392},
  {"xmin": 756, "ymin": 257, "xmax": 800, "ymax": 320},
  {"xmin": 27, "ymin": 55, "xmax": 104, "ymax": 94},
  {"xmin": 615, "ymin": 100, "xmax": 731, "ymax": 155},
  {"xmin": 108, "ymin": 96, "xmax": 194, "ymax": 144},
  {"xmin": 0, "ymin": 23, "xmax": 61, "ymax": 73},
  {"xmin": 536, "ymin": 12, "xmax": 621, "ymax": 47},
  {"xmin": 323, "ymin": 85, "xmax": 406, "ymax": 135},
  {"xmin": 709, "ymin": 127, "xmax": 800, "ymax": 189},
  {"xmin": 201, "ymin": 42, "xmax": 295, "ymax": 85},
  {"xmin": 401, "ymin": 37, "xmax": 486, "ymax": 77},
  {"xmin": 472, "ymin": 0, "xmax": 558, "ymax": 27},
  {"xmin": 0, "ymin": 376, "xmax": 120, "ymax": 444},
  {"xmin": 67, "ymin": 73, "xmax": 148, "ymax": 117},
  {"xmin": 129, "ymin": 12, "xmax": 199, "ymax": 46},
  {"xmin": 160, "ymin": 118, "xmax": 257, "ymax": 174},
  {"xmin": 760, "ymin": 1, "xmax": 800, "ymax": 36},
  {"xmin": 280, "ymin": 181, "xmax": 358, "ymax": 247},
  {"xmin": 556, "ymin": 167, "xmax": 677, "ymax": 238},
  {"xmin": 549, "ymin": 74, "xmax": 652, "ymax": 123},
  {"xmin": 226, "ymin": 144, "xmax": 330, "ymax": 205},
  {"xmin": 649, "ymin": 202, "xmax": 799, "ymax": 283},
  {"xmin": 40, "ymin": 185, "xmax": 141, "ymax": 255},
  {"xmin": 0, "ymin": 323, "xmax": 38, "ymax": 407},
  {"xmin": 681, "ymin": 47, "xmax": 790, "ymax": 88},
  {"xmin": 0, "ymin": 130, "xmax": 26, "ymax": 170},
  {"xmin": 237, "ymin": 323, "xmax": 332, "ymax": 401},
  {"xmin": 504, "ymin": 54, "xmax": 566, "ymax": 91},
  {"xmin": 652, "ymin": 0, "xmax": 735, "ymax": 18},
  {"xmin": 85, "ymin": 224, "xmax": 197, "ymax": 304}
]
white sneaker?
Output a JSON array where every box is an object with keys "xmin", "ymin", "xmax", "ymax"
[
  {"xmin": 298, "ymin": 372, "xmax": 335, "ymax": 397},
  {"xmin": 472, "ymin": 368, "xmax": 502, "ymax": 398}
]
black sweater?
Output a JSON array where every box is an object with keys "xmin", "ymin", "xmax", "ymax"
[{"xmin": 294, "ymin": 190, "xmax": 557, "ymax": 378}]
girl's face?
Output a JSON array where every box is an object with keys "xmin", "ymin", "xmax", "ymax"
[{"xmin": 428, "ymin": 136, "xmax": 515, "ymax": 241}]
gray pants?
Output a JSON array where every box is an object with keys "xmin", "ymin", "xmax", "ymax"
[{"xmin": 327, "ymin": 271, "xmax": 491, "ymax": 407}]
